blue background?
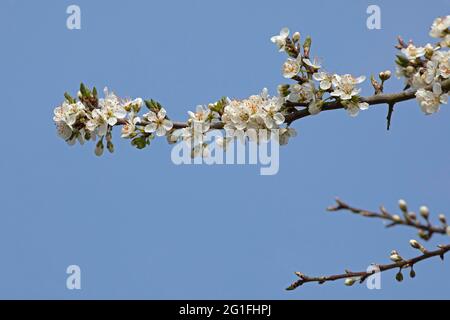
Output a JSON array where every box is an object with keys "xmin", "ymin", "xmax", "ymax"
[{"xmin": 0, "ymin": 0, "xmax": 449, "ymax": 299}]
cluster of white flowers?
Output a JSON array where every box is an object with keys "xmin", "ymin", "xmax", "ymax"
[
  {"xmin": 53, "ymin": 85, "xmax": 175, "ymax": 155},
  {"xmin": 167, "ymin": 89, "xmax": 297, "ymax": 157},
  {"xmin": 429, "ymin": 15, "xmax": 450, "ymax": 47},
  {"xmin": 396, "ymin": 16, "xmax": 449, "ymax": 114},
  {"xmin": 53, "ymin": 16, "xmax": 449, "ymax": 157},
  {"xmin": 180, "ymin": 105, "xmax": 217, "ymax": 157},
  {"xmin": 283, "ymin": 70, "xmax": 367, "ymax": 117},
  {"xmin": 54, "ymin": 88, "xmax": 145, "ymax": 145},
  {"xmin": 271, "ymin": 27, "xmax": 368, "ymax": 118},
  {"xmin": 53, "ymin": 100, "xmax": 88, "ymax": 145},
  {"xmin": 222, "ymin": 89, "xmax": 286, "ymax": 138}
]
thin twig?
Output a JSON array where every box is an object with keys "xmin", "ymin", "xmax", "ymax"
[
  {"xmin": 327, "ymin": 198, "xmax": 448, "ymax": 239},
  {"xmin": 386, "ymin": 103, "xmax": 395, "ymax": 130}
]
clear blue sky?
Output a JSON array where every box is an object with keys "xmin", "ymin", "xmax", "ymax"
[{"xmin": 0, "ymin": 0, "xmax": 449, "ymax": 299}]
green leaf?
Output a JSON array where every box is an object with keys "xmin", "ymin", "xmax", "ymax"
[
  {"xmin": 395, "ymin": 55, "xmax": 409, "ymax": 68},
  {"xmin": 303, "ymin": 36, "xmax": 312, "ymax": 49},
  {"xmin": 144, "ymin": 99, "xmax": 163, "ymax": 113},
  {"xmin": 131, "ymin": 136, "xmax": 148, "ymax": 149},
  {"xmin": 64, "ymin": 92, "xmax": 75, "ymax": 104},
  {"xmin": 80, "ymin": 83, "xmax": 87, "ymax": 97}
]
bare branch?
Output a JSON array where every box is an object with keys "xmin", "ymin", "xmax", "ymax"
[
  {"xmin": 287, "ymin": 244, "xmax": 450, "ymax": 290},
  {"xmin": 327, "ymin": 198, "xmax": 448, "ymax": 240}
]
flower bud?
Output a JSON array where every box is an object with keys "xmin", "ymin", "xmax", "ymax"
[
  {"xmin": 419, "ymin": 206, "xmax": 429, "ymax": 219},
  {"xmin": 409, "ymin": 268, "xmax": 416, "ymax": 278},
  {"xmin": 292, "ymin": 32, "xmax": 301, "ymax": 42},
  {"xmin": 107, "ymin": 141, "xmax": 114, "ymax": 153},
  {"xmin": 277, "ymin": 84, "xmax": 290, "ymax": 97},
  {"xmin": 398, "ymin": 199, "xmax": 408, "ymax": 212},
  {"xmin": 344, "ymin": 278, "xmax": 356, "ymax": 286},
  {"xmin": 395, "ymin": 271, "xmax": 404, "ymax": 282},
  {"xmin": 392, "ymin": 215, "xmax": 402, "ymax": 223},
  {"xmin": 446, "ymin": 226, "xmax": 450, "ymax": 236},
  {"xmin": 408, "ymin": 212, "xmax": 417, "ymax": 221},
  {"xmin": 124, "ymin": 104, "xmax": 132, "ymax": 112},
  {"xmin": 409, "ymin": 239, "xmax": 421, "ymax": 249},
  {"xmin": 95, "ymin": 140, "xmax": 104, "ymax": 157},
  {"xmin": 379, "ymin": 70, "xmax": 391, "ymax": 81},
  {"xmin": 390, "ymin": 250, "xmax": 403, "ymax": 262},
  {"xmin": 418, "ymin": 229, "xmax": 430, "ymax": 240},
  {"xmin": 439, "ymin": 214, "xmax": 447, "ymax": 225},
  {"xmin": 425, "ymin": 45, "xmax": 434, "ymax": 60},
  {"xmin": 405, "ymin": 65, "xmax": 415, "ymax": 75}
]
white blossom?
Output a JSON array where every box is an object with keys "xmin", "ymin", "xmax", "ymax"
[
  {"xmin": 282, "ymin": 58, "xmax": 301, "ymax": 78},
  {"xmin": 287, "ymin": 82, "xmax": 315, "ymax": 103},
  {"xmin": 313, "ymin": 71, "xmax": 333, "ymax": 90},
  {"xmin": 411, "ymin": 73, "xmax": 428, "ymax": 89},
  {"xmin": 279, "ymin": 127, "xmax": 297, "ymax": 145},
  {"xmin": 55, "ymin": 121, "xmax": 73, "ymax": 141},
  {"xmin": 401, "ymin": 44, "xmax": 426, "ymax": 60},
  {"xmin": 86, "ymin": 109, "xmax": 108, "ymax": 137},
  {"xmin": 53, "ymin": 101, "xmax": 86, "ymax": 129},
  {"xmin": 343, "ymin": 100, "xmax": 369, "ymax": 117},
  {"xmin": 415, "ymin": 82, "xmax": 448, "ymax": 114},
  {"xmin": 188, "ymin": 105, "xmax": 211, "ymax": 124},
  {"xmin": 144, "ymin": 108, "xmax": 173, "ymax": 136},
  {"xmin": 440, "ymin": 34, "xmax": 450, "ymax": 48},
  {"xmin": 121, "ymin": 112, "xmax": 141, "ymax": 138},
  {"xmin": 331, "ymin": 74, "xmax": 366, "ymax": 100},
  {"xmin": 261, "ymin": 97, "xmax": 285, "ymax": 129},
  {"xmin": 433, "ymin": 50, "xmax": 450, "ymax": 79},
  {"xmin": 98, "ymin": 88, "xmax": 127, "ymax": 126},
  {"xmin": 270, "ymin": 28, "xmax": 290, "ymax": 52},
  {"xmin": 303, "ymin": 57, "xmax": 322, "ymax": 69},
  {"xmin": 429, "ymin": 15, "xmax": 450, "ymax": 38}
]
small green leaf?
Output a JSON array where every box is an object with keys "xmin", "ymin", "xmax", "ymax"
[
  {"xmin": 303, "ymin": 36, "xmax": 312, "ymax": 49},
  {"xmin": 80, "ymin": 83, "xmax": 88, "ymax": 97},
  {"xmin": 395, "ymin": 55, "xmax": 409, "ymax": 68},
  {"xmin": 131, "ymin": 136, "xmax": 148, "ymax": 149},
  {"xmin": 64, "ymin": 92, "xmax": 75, "ymax": 104}
]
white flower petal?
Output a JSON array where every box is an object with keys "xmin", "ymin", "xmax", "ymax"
[
  {"xmin": 144, "ymin": 123, "xmax": 158, "ymax": 133},
  {"xmin": 156, "ymin": 126, "xmax": 166, "ymax": 136},
  {"xmin": 158, "ymin": 108, "xmax": 167, "ymax": 119},
  {"xmin": 162, "ymin": 119, "xmax": 173, "ymax": 131}
]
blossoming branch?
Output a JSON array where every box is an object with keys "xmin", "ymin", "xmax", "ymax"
[{"xmin": 53, "ymin": 16, "xmax": 450, "ymax": 156}]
